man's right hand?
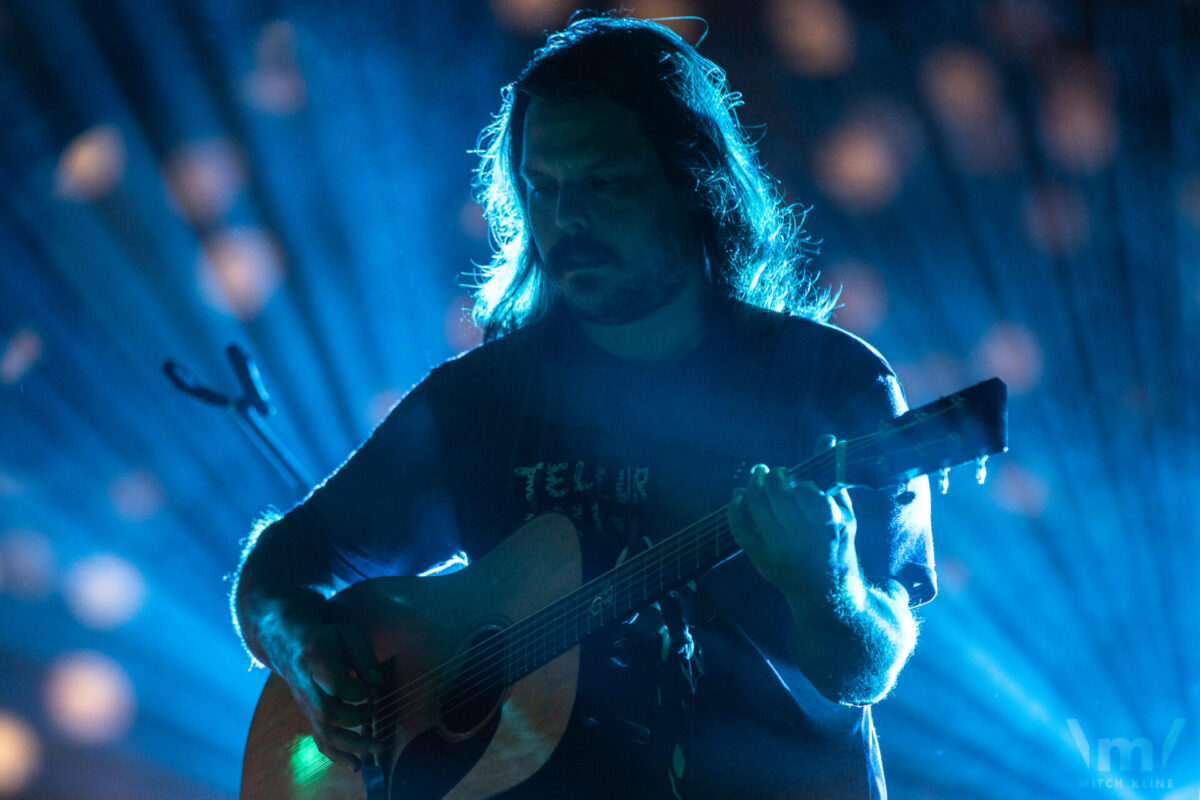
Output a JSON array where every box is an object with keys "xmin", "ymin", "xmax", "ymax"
[{"xmin": 269, "ymin": 618, "xmax": 385, "ymax": 770}]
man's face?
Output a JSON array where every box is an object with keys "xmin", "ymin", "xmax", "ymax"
[{"xmin": 519, "ymin": 93, "xmax": 704, "ymax": 325}]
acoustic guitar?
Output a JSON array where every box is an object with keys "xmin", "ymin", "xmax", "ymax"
[{"xmin": 240, "ymin": 378, "xmax": 1008, "ymax": 800}]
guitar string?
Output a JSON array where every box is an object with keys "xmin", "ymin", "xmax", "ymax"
[
  {"xmin": 398, "ymin": 405, "xmax": 996, "ymax": 723},
  {"xmin": 369, "ymin": 432, "xmax": 959, "ymax": 729},
  {"xmin": 370, "ymin": 426, "xmax": 972, "ymax": 729},
  {"xmin": 371, "ymin": 444, "xmax": 835, "ymax": 727},
  {"xmin": 370, "ymin": 504, "xmax": 739, "ymax": 730},
  {"xmin": 364, "ymin": 444, "xmax": 811, "ymax": 725},
  {"xmin": 371, "ymin": 431, "xmax": 962, "ymax": 729}
]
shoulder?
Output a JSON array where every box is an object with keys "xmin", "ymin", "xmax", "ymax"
[
  {"xmin": 426, "ymin": 317, "xmax": 552, "ymax": 389},
  {"xmin": 724, "ymin": 298, "xmax": 895, "ymax": 380},
  {"xmin": 388, "ymin": 317, "xmax": 555, "ymax": 434}
]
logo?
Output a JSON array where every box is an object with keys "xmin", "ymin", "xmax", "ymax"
[{"xmin": 1067, "ymin": 718, "xmax": 1186, "ymax": 792}]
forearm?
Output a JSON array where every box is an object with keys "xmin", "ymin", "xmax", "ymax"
[
  {"xmin": 785, "ymin": 571, "xmax": 916, "ymax": 706},
  {"xmin": 230, "ymin": 512, "xmax": 336, "ymax": 670},
  {"xmin": 235, "ymin": 573, "xmax": 328, "ymax": 671}
]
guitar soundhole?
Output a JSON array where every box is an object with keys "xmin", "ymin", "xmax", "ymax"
[{"xmin": 437, "ymin": 622, "xmax": 510, "ymax": 741}]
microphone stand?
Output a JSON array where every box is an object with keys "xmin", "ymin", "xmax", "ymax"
[{"xmin": 163, "ymin": 345, "xmax": 313, "ymax": 492}]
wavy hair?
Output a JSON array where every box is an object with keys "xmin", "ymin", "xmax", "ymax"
[{"xmin": 471, "ymin": 14, "xmax": 834, "ymax": 341}]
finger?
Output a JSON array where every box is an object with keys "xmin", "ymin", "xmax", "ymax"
[
  {"xmin": 765, "ymin": 471, "xmax": 839, "ymax": 532},
  {"xmin": 745, "ymin": 465, "xmax": 788, "ymax": 539},
  {"xmin": 337, "ymin": 624, "xmax": 383, "ymax": 686},
  {"xmin": 792, "ymin": 482, "xmax": 840, "ymax": 532},
  {"xmin": 310, "ymin": 680, "xmax": 376, "ymax": 728},
  {"xmin": 727, "ymin": 487, "xmax": 761, "ymax": 550},
  {"xmin": 814, "ymin": 433, "xmax": 837, "ymax": 454},
  {"xmin": 314, "ymin": 736, "xmax": 362, "ymax": 771},
  {"xmin": 307, "ymin": 637, "xmax": 370, "ymax": 703},
  {"xmin": 831, "ymin": 486, "xmax": 855, "ymax": 520},
  {"xmin": 761, "ymin": 467, "xmax": 819, "ymax": 531},
  {"xmin": 320, "ymin": 722, "xmax": 384, "ymax": 756},
  {"xmin": 313, "ymin": 724, "xmax": 385, "ymax": 771}
]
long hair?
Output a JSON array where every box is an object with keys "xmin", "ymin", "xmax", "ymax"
[{"xmin": 471, "ymin": 14, "xmax": 835, "ymax": 341}]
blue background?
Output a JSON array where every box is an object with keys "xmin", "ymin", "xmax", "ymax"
[{"xmin": 1, "ymin": 1, "xmax": 1197, "ymax": 797}]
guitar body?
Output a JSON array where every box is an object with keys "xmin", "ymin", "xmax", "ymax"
[{"xmin": 240, "ymin": 513, "xmax": 582, "ymax": 800}]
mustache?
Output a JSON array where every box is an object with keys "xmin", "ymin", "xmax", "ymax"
[{"xmin": 545, "ymin": 235, "xmax": 618, "ymax": 275}]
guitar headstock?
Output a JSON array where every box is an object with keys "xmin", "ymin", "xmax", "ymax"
[{"xmin": 834, "ymin": 378, "xmax": 1009, "ymax": 491}]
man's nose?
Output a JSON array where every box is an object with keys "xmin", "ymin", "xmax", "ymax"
[{"xmin": 555, "ymin": 185, "xmax": 589, "ymax": 233}]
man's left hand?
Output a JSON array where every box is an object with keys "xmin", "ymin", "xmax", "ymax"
[{"xmin": 727, "ymin": 436, "xmax": 859, "ymax": 604}]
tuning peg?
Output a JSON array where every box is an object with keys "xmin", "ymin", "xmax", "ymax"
[
  {"xmin": 975, "ymin": 455, "xmax": 989, "ymax": 485},
  {"xmin": 938, "ymin": 468, "xmax": 950, "ymax": 495}
]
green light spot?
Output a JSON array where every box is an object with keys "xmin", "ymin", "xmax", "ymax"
[{"xmin": 289, "ymin": 734, "xmax": 332, "ymax": 787}]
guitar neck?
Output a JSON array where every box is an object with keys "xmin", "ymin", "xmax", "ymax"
[{"xmin": 497, "ymin": 377, "xmax": 1008, "ymax": 685}]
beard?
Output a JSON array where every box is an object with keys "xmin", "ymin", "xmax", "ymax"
[{"xmin": 544, "ymin": 220, "xmax": 699, "ymax": 326}]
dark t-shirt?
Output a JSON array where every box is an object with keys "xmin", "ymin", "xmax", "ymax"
[{"xmin": 283, "ymin": 295, "xmax": 935, "ymax": 798}]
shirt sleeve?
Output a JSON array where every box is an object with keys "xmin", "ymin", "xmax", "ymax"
[
  {"xmin": 820, "ymin": 335, "xmax": 940, "ymax": 606},
  {"xmin": 779, "ymin": 318, "xmax": 937, "ymax": 608},
  {"xmin": 834, "ymin": 371, "xmax": 936, "ymax": 607},
  {"xmin": 280, "ymin": 372, "xmax": 467, "ymax": 590}
]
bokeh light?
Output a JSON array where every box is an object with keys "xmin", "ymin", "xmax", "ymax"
[
  {"xmin": 0, "ymin": 529, "xmax": 55, "ymax": 600},
  {"xmin": 623, "ymin": 0, "xmax": 698, "ymax": 22},
  {"xmin": 814, "ymin": 122, "xmax": 900, "ymax": 213},
  {"xmin": 490, "ymin": 0, "xmax": 573, "ymax": 35},
  {"xmin": 826, "ymin": 259, "xmax": 888, "ymax": 337},
  {"xmin": 973, "ymin": 321, "xmax": 1044, "ymax": 395},
  {"xmin": 0, "ymin": 328, "xmax": 44, "ymax": 386},
  {"xmin": 992, "ymin": 462, "xmax": 1050, "ymax": 519},
  {"xmin": 107, "ymin": 471, "xmax": 167, "ymax": 522},
  {"xmin": 53, "ymin": 124, "xmax": 127, "ymax": 201},
  {"xmin": 458, "ymin": 197, "xmax": 488, "ymax": 240},
  {"xmin": 893, "ymin": 352, "xmax": 969, "ymax": 404},
  {"xmin": 1038, "ymin": 52, "xmax": 1117, "ymax": 174},
  {"xmin": 1022, "ymin": 182, "xmax": 1091, "ymax": 257},
  {"xmin": 920, "ymin": 45, "xmax": 1019, "ymax": 173},
  {"xmin": 63, "ymin": 554, "xmax": 146, "ymax": 631},
  {"xmin": 766, "ymin": 0, "xmax": 855, "ymax": 76},
  {"xmin": 366, "ymin": 389, "xmax": 404, "ymax": 429},
  {"xmin": 934, "ymin": 555, "xmax": 970, "ymax": 596},
  {"xmin": 814, "ymin": 101, "xmax": 921, "ymax": 214},
  {"xmin": 922, "ymin": 46, "xmax": 1001, "ymax": 127},
  {"xmin": 197, "ymin": 227, "xmax": 287, "ymax": 320},
  {"xmin": 985, "ymin": 0, "xmax": 1060, "ymax": 62},
  {"xmin": 242, "ymin": 21, "xmax": 306, "ymax": 114},
  {"xmin": 0, "ymin": 711, "xmax": 41, "ymax": 795},
  {"xmin": 44, "ymin": 652, "xmax": 136, "ymax": 744},
  {"xmin": 164, "ymin": 139, "xmax": 246, "ymax": 225}
]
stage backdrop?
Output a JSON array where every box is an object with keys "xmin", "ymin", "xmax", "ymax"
[{"xmin": 1, "ymin": 1, "xmax": 1197, "ymax": 798}]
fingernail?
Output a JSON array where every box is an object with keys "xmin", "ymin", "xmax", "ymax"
[{"xmin": 751, "ymin": 464, "xmax": 768, "ymax": 476}]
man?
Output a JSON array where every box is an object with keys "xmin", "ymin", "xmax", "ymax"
[{"xmin": 233, "ymin": 14, "xmax": 934, "ymax": 799}]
